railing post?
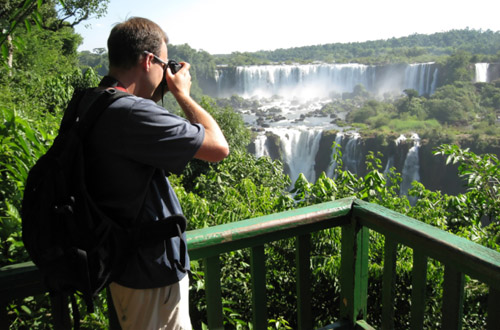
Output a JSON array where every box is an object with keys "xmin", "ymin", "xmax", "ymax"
[
  {"xmin": 441, "ymin": 264, "xmax": 464, "ymax": 330},
  {"xmin": 410, "ymin": 250, "xmax": 428, "ymax": 330},
  {"xmin": 487, "ymin": 286, "xmax": 500, "ymax": 330},
  {"xmin": 50, "ymin": 293, "xmax": 71, "ymax": 330},
  {"xmin": 0, "ymin": 303, "xmax": 8, "ymax": 330},
  {"xmin": 381, "ymin": 237, "xmax": 397, "ymax": 330},
  {"xmin": 251, "ymin": 245, "xmax": 267, "ymax": 329},
  {"xmin": 204, "ymin": 256, "xmax": 224, "ymax": 330},
  {"xmin": 339, "ymin": 217, "xmax": 369, "ymax": 325},
  {"xmin": 296, "ymin": 234, "xmax": 311, "ymax": 330}
]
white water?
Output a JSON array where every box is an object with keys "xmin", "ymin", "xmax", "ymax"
[
  {"xmin": 255, "ymin": 128, "xmax": 323, "ymax": 183},
  {"xmin": 404, "ymin": 63, "xmax": 439, "ymax": 96},
  {"xmin": 383, "ymin": 156, "xmax": 394, "ymax": 174},
  {"xmin": 233, "ymin": 64, "xmax": 375, "ymax": 99},
  {"xmin": 400, "ymin": 133, "xmax": 421, "ymax": 202},
  {"xmin": 343, "ymin": 132, "xmax": 362, "ymax": 174},
  {"xmin": 254, "ymin": 134, "xmax": 269, "ymax": 158},
  {"xmin": 475, "ymin": 63, "xmax": 489, "ymax": 83},
  {"xmin": 217, "ymin": 62, "xmax": 439, "ymax": 98}
]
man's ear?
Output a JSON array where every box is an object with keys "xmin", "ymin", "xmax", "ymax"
[{"xmin": 142, "ymin": 53, "xmax": 152, "ymax": 71}]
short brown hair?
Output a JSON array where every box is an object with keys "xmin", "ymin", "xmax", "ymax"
[{"xmin": 107, "ymin": 17, "xmax": 168, "ymax": 69}]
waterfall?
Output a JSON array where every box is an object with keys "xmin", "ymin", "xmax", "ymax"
[
  {"xmin": 326, "ymin": 132, "xmax": 344, "ymax": 178},
  {"xmin": 232, "ymin": 64, "xmax": 376, "ymax": 99},
  {"xmin": 383, "ymin": 156, "xmax": 394, "ymax": 174},
  {"xmin": 475, "ymin": 63, "xmax": 489, "ymax": 83},
  {"xmin": 400, "ymin": 134, "xmax": 421, "ymax": 202},
  {"xmin": 395, "ymin": 134, "xmax": 407, "ymax": 145},
  {"xmin": 257, "ymin": 128, "xmax": 322, "ymax": 183},
  {"xmin": 403, "ymin": 63, "xmax": 439, "ymax": 95},
  {"xmin": 343, "ymin": 132, "xmax": 362, "ymax": 174},
  {"xmin": 216, "ymin": 63, "xmax": 438, "ymax": 98},
  {"xmin": 254, "ymin": 134, "xmax": 269, "ymax": 158}
]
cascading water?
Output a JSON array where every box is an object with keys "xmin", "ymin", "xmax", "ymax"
[
  {"xmin": 254, "ymin": 134, "xmax": 269, "ymax": 158},
  {"xmin": 326, "ymin": 133, "xmax": 343, "ymax": 178},
  {"xmin": 233, "ymin": 64, "xmax": 376, "ymax": 99},
  {"xmin": 404, "ymin": 63, "xmax": 439, "ymax": 95},
  {"xmin": 216, "ymin": 62, "xmax": 439, "ymax": 98},
  {"xmin": 254, "ymin": 128, "xmax": 323, "ymax": 184},
  {"xmin": 400, "ymin": 134, "xmax": 421, "ymax": 203},
  {"xmin": 343, "ymin": 132, "xmax": 362, "ymax": 174},
  {"xmin": 383, "ymin": 156, "xmax": 394, "ymax": 174},
  {"xmin": 475, "ymin": 63, "xmax": 489, "ymax": 83}
]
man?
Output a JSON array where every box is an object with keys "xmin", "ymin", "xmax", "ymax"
[{"xmin": 84, "ymin": 17, "xmax": 229, "ymax": 329}]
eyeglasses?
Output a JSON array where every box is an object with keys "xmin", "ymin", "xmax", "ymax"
[
  {"xmin": 143, "ymin": 51, "xmax": 168, "ymax": 69},
  {"xmin": 143, "ymin": 51, "xmax": 183, "ymax": 75}
]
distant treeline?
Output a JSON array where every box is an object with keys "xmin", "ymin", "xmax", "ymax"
[{"xmin": 213, "ymin": 29, "xmax": 500, "ymax": 66}]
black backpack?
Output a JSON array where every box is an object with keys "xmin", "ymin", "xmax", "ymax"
[{"xmin": 21, "ymin": 87, "xmax": 188, "ymax": 329}]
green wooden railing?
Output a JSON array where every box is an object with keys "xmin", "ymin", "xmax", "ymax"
[{"xmin": 1, "ymin": 197, "xmax": 500, "ymax": 329}]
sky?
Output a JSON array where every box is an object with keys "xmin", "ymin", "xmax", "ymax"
[{"xmin": 74, "ymin": 0, "xmax": 500, "ymax": 55}]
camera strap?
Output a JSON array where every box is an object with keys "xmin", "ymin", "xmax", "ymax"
[{"xmin": 99, "ymin": 76, "xmax": 128, "ymax": 93}]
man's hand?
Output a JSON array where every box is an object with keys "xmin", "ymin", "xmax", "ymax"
[{"xmin": 165, "ymin": 62, "xmax": 192, "ymax": 99}]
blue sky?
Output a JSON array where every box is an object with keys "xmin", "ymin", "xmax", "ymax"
[{"xmin": 75, "ymin": 0, "xmax": 500, "ymax": 55}]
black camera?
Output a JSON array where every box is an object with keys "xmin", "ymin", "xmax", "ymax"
[{"xmin": 168, "ymin": 60, "xmax": 182, "ymax": 74}]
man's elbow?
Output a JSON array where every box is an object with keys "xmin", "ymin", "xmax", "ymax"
[
  {"xmin": 211, "ymin": 143, "xmax": 230, "ymax": 162},
  {"xmin": 195, "ymin": 143, "xmax": 230, "ymax": 162}
]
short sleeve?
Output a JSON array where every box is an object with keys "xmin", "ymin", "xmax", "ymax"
[{"xmin": 114, "ymin": 97, "xmax": 205, "ymax": 173}]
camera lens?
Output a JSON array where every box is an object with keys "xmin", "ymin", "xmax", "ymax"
[{"xmin": 168, "ymin": 60, "xmax": 182, "ymax": 74}]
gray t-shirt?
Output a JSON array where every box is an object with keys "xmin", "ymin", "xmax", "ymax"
[{"xmin": 84, "ymin": 93, "xmax": 204, "ymax": 288}]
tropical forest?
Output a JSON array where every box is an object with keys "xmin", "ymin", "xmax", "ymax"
[{"xmin": 1, "ymin": 0, "xmax": 500, "ymax": 329}]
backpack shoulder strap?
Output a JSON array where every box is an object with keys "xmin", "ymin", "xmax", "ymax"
[
  {"xmin": 58, "ymin": 87, "xmax": 129, "ymax": 139},
  {"xmin": 77, "ymin": 88, "xmax": 130, "ymax": 139}
]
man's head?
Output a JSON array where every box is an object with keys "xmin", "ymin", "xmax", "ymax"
[{"xmin": 108, "ymin": 17, "xmax": 168, "ymax": 70}]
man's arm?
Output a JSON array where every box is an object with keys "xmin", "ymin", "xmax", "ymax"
[{"xmin": 166, "ymin": 62, "xmax": 229, "ymax": 162}]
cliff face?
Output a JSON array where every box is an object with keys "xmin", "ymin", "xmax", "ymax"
[
  {"xmin": 250, "ymin": 128, "xmax": 500, "ymax": 196},
  {"xmin": 313, "ymin": 132, "xmax": 500, "ymax": 196}
]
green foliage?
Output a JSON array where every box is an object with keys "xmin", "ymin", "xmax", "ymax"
[
  {"xmin": 340, "ymin": 78, "xmax": 500, "ymax": 137},
  {"xmin": 435, "ymin": 144, "xmax": 500, "ymax": 224},
  {"xmin": 78, "ymin": 49, "xmax": 109, "ymax": 76},
  {"xmin": 215, "ymin": 29, "xmax": 500, "ymax": 65},
  {"xmin": 0, "ymin": 105, "xmax": 55, "ymax": 265},
  {"xmin": 439, "ymin": 50, "xmax": 474, "ymax": 85},
  {"xmin": 1, "ymin": 0, "xmax": 109, "ymax": 66}
]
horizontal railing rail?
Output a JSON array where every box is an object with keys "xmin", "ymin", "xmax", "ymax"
[{"xmin": 1, "ymin": 197, "xmax": 500, "ymax": 329}]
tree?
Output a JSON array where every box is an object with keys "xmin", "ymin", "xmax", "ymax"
[
  {"xmin": 426, "ymin": 98, "xmax": 466, "ymax": 125},
  {"xmin": 440, "ymin": 50, "xmax": 473, "ymax": 85},
  {"xmin": 40, "ymin": 0, "xmax": 109, "ymax": 31},
  {"xmin": 78, "ymin": 49, "xmax": 109, "ymax": 75},
  {"xmin": 1, "ymin": 0, "xmax": 109, "ymax": 67}
]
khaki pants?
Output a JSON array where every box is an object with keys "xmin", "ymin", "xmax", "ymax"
[{"xmin": 109, "ymin": 276, "xmax": 192, "ymax": 330}]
